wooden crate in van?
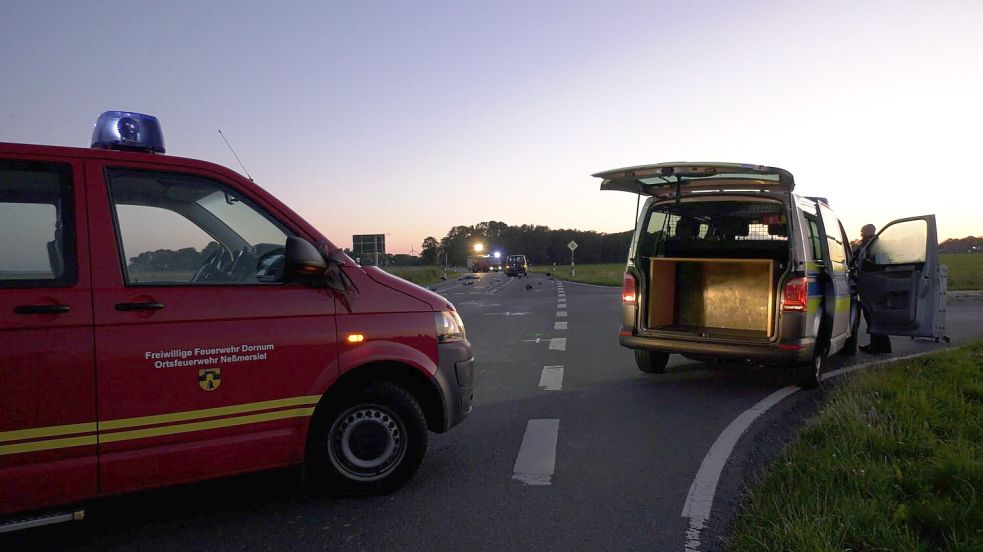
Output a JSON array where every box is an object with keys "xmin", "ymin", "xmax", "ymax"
[{"xmin": 647, "ymin": 257, "xmax": 774, "ymax": 336}]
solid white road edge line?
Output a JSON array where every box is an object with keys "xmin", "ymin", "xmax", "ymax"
[
  {"xmin": 549, "ymin": 337, "xmax": 567, "ymax": 351},
  {"xmin": 680, "ymin": 351, "xmax": 934, "ymax": 551},
  {"xmin": 512, "ymin": 419, "xmax": 560, "ymax": 486},
  {"xmin": 539, "ymin": 365, "xmax": 564, "ymax": 391},
  {"xmin": 557, "ymin": 280, "xmax": 614, "ymax": 289}
]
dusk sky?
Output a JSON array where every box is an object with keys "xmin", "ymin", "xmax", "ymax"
[{"xmin": 2, "ymin": 1, "xmax": 981, "ymax": 254}]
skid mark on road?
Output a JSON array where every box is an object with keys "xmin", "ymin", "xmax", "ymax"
[
  {"xmin": 538, "ymin": 365, "xmax": 564, "ymax": 391},
  {"xmin": 512, "ymin": 419, "xmax": 560, "ymax": 486}
]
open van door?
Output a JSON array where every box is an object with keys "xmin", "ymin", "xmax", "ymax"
[{"xmin": 856, "ymin": 215, "xmax": 944, "ymax": 338}]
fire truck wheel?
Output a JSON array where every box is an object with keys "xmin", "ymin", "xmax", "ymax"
[{"xmin": 307, "ymin": 382, "xmax": 428, "ymax": 495}]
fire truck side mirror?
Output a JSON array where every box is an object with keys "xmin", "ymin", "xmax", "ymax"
[{"xmin": 285, "ymin": 237, "xmax": 328, "ymax": 277}]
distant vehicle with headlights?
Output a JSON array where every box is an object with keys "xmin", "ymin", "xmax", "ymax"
[
  {"xmin": 0, "ymin": 111, "xmax": 474, "ymax": 532},
  {"xmin": 505, "ymin": 255, "xmax": 528, "ymax": 277}
]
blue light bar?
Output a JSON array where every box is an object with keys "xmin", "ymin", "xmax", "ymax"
[{"xmin": 91, "ymin": 111, "xmax": 165, "ymax": 153}]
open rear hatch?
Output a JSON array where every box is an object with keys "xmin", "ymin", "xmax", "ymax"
[{"xmin": 594, "ymin": 162, "xmax": 795, "ymax": 198}]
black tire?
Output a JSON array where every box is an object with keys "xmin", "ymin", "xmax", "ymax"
[
  {"xmin": 796, "ymin": 344, "xmax": 827, "ymax": 388},
  {"xmin": 634, "ymin": 350, "xmax": 670, "ymax": 374},
  {"xmin": 306, "ymin": 382, "xmax": 428, "ymax": 496}
]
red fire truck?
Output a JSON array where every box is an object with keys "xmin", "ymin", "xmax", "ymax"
[{"xmin": 0, "ymin": 112, "xmax": 474, "ymax": 531}]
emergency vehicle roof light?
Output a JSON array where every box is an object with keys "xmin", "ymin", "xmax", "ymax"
[{"xmin": 91, "ymin": 111, "xmax": 165, "ymax": 153}]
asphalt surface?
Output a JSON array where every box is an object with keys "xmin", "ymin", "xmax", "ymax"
[{"xmin": 5, "ymin": 273, "xmax": 981, "ymax": 551}]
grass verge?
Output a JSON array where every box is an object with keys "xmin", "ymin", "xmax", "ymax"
[
  {"xmin": 529, "ymin": 263, "xmax": 624, "ymax": 286},
  {"xmin": 527, "ymin": 255, "xmax": 980, "ymax": 291},
  {"xmin": 941, "ymin": 253, "xmax": 983, "ymax": 291},
  {"xmin": 728, "ymin": 342, "xmax": 983, "ymax": 551},
  {"xmin": 383, "ymin": 266, "xmax": 459, "ymax": 286}
]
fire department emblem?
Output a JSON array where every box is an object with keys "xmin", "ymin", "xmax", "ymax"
[{"xmin": 198, "ymin": 368, "xmax": 221, "ymax": 391}]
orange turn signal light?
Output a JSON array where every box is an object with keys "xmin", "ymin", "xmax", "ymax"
[{"xmin": 346, "ymin": 333, "xmax": 365, "ymax": 344}]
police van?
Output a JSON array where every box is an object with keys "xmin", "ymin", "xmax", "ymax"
[
  {"xmin": 504, "ymin": 254, "xmax": 528, "ymax": 277},
  {"xmin": 596, "ymin": 162, "xmax": 946, "ymax": 387},
  {"xmin": 0, "ymin": 112, "xmax": 474, "ymax": 531}
]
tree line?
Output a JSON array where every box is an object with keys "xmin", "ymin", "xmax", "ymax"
[{"xmin": 419, "ymin": 221, "xmax": 633, "ymax": 267}]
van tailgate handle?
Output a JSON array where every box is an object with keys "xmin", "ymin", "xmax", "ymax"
[
  {"xmin": 115, "ymin": 301, "xmax": 165, "ymax": 311},
  {"xmin": 14, "ymin": 304, "xmax": 72, "ymax": 315}
]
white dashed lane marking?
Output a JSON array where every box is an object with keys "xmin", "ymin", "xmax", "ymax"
[
  {"xmin": 538, "ymin": 365, "xmax": 564, "ymax": 391},
  {"xmin": 554, "ymin": 321, "xmax": 567, "ymax": 330},
  {"xmin": 549, "ymin": 337, "xmax": 567, "ymax": 351},
  {"xmin": 512, "ymin": 419, "xmax": 560, "ymax": 486}
]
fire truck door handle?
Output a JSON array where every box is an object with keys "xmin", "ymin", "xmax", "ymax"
[
  {"xmin": 115, "ymin": 301, "xmax": 165, "ymax": 311},
  {"xmin": 14, "ymin": 304, "xmax": 72, "ymax": 315}
]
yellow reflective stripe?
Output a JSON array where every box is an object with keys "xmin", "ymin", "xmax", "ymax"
[
  {"xmin": 99, "ymin": 407, "xmax": 316, "ymax": 444},
  {"xmin": 0, "ymin": 394, "xmax": 322, "ymax": 454},
  {"xmin": 0, "ymin": 407, "xmax": 317, "ymax": 456},
  {"xmin": 99, "ymin": 395, "xmax": 322, "ymax": 431},
  {"xmin": 835, "ymin": 296, "xmax": 852, "ymax": 312},
  {"xmin": 0, "ymin": 422, "xmax": 98, "ymax": 444},
  {"xmin": 0, "ymin": 435, "xmax": 98, "ymax": 456}
]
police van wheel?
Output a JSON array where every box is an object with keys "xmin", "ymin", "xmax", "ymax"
[
  {"xmin": 796, "ymin": 345, "xmax": 827, "ymax": 389},
  {"xmin": 635, "ymin": 350, "xmax": 670, "ymax": 373},
  {"xmin": 307, "ymin": 382, "xmax": 427, "ymax": 496}
]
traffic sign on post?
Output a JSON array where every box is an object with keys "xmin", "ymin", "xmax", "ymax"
[{"xmin": 567, "ymin": 241, "xmax": 578, "ymax": 276}]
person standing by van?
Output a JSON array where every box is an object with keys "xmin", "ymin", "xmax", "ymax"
[{"xmin": 855, "ymin": 224, "xmax": 893, "ymax": 354}]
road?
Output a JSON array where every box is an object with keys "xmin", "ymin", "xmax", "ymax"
[{"xmin": 5, "ymin": 272, "xmax": 981, "ymax": 551}]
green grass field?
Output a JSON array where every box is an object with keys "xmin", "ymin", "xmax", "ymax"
[
  {"xmin": 383, "ymin": 266, "xmax": 459, "ymax": 286},
  {"xmin": 941, "ymin": 253, "xmax": 983, "ymax": 291},
  {"xmin": 529, "ymin": 263, "xmax": 625, "ymax": 286},
  {"xmin": 530, "ymin": 254, "xmax": 981, "ymax": 290},
  {"xmin": 728, "ymin": 342, "xmax": 983, "ymax": 551}
]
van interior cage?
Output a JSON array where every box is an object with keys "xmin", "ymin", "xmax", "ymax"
[{"xmin": 638, "ymin": 200, "xmax": 790, "ymax": 259}]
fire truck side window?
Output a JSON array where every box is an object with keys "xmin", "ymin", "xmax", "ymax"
[
  {"xmin": 106, "ymin": 169, "xmax": 293, "ymax": 285},
  {"xmin": 0, "ymin": 160, "xmax": 76, "ymax": 287}
]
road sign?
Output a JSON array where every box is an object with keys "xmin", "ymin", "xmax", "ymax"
[
  {"xmin": 353, "ymin": 234, "xmax": 386, "ymax": 265},
  {"xmin": 567, "ymin": 241, "xmax": 578, "ymax": 277}
]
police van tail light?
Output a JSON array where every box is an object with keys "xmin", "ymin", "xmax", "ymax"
[
  {"xmin": 435, "ymin": 310, "xmax": 466, "ymax": 343},
  {"xmin": 622, "ymin": 273, "xmax": 637, "ymax": 305},
  {"xmin": 782, "ymin": 277, "xmax": 809, "ymax": 311}
]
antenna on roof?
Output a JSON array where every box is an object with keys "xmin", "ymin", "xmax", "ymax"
[{"xmin": 218, "ymin": 129, "xmax": 253, "ymax": 182}]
